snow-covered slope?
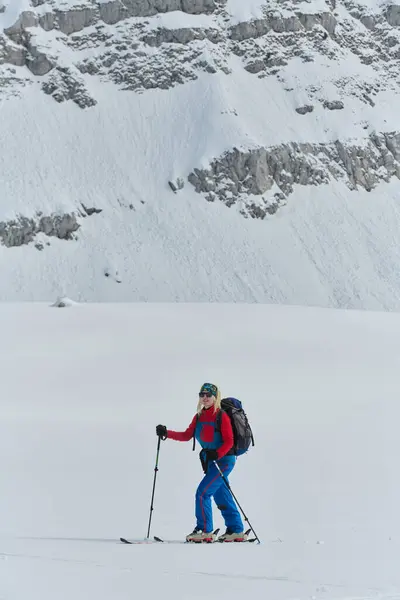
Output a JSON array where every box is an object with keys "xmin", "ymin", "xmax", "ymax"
[
  {"xmin": 0, "ymin": 0, "xmax": 400, "ymax": 306},
  {"xmin": 1, "ymin": 302, "xmax": 400, "ymax": 599}
]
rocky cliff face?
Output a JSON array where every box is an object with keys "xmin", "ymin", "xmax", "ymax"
[
  {"xmin": 0, "ymin": 0, "xmax": 399, "ymax": 242},
  {"xmin": 189, "ymin": 132, "xmax": 400, "ymax": 218}
]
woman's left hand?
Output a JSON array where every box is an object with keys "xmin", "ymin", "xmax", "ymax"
[{"xmin": 204, "ymin": 449, "xmax": 219, "ymax": 461}]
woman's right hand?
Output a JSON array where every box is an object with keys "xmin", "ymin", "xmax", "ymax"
[{"xmin": 156, "ymin": 424, "xmax": 167, "ymax": 438}]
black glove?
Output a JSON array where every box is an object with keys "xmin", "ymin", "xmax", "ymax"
[
  {"xmin": 156, "ymin": 424, "xmax": 167, "ymax": 439},
  {"xmin": 204, "ymin": 449, "xmax": 219, "ymax": 462}
]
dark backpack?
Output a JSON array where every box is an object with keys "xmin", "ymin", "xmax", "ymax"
[
  {"xmin": 193, "ymin": 397, "xmax": 255, "ymax": 456},
  {"xmin": 217, "ymin": 397, "xmax": 255, "ymax": 456}
]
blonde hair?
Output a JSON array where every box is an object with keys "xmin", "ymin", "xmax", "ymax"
[{"xmin": 197, "ymin": 386, "xmax": 221, "ymax": 415}]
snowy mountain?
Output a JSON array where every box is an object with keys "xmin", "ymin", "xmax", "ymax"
[
  {"xmin": 0, "ymin": 0, "xmax": 400, "ymax": 306},
  {"xmin": 2, "ymin": 302, "xmax": 400, "ymax": 599}
]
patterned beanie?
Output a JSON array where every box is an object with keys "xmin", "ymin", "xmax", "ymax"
[{"xmin": 200, "ymin": 382, "xmax": 218, "ymax": 397}]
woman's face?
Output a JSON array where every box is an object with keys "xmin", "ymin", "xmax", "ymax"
[{"xmin": 200, "ymin": 392, "xmax": 215, "ymax": 409}]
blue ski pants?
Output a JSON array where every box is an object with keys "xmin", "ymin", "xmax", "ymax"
[{"xmin": 195, "ymin": 454, "xmax": 243, "ymax": 533}]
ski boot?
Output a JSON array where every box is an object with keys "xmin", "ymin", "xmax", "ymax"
[
  {"xmin": 217, "ymin": 529, "xmax": 249, "ymax": 542},
  {"xmin": 186, "ymin": 527, "xmax": 218, "ymax": 543}
]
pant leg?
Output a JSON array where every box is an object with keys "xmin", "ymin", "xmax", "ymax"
[
  {"xmin": 213, "ymin": 475, "xmax": 244, "ymax": 532},
  {"xmin": 195, "ymin": 459, "xmax": 233, "ymax": 532}
]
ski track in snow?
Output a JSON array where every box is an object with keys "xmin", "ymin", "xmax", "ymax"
[
  {"xmin": 0, "ymin": 547, "xmax": 389, "ymax": 592},
  {"xmin": 2, "ymin": 545, "xmax": 396, "ymax": 599}
]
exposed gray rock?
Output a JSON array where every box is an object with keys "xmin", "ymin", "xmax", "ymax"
[
  {"xmin": 386, "ymin": 5, "xmax": 400, "ymax": 26},
  {"xmin": 27, "ymin": 0, "xmax": 218, "ymax": 35},
  {"xmin": 323, "ymin": 100, "xmax": 344, "ymax": 110},
  {"xmin": 245, "ymin": 196, "xmax": 282, "ymax": 219},
  {"xmin": 99, "ymin": 0, "xmax": 129, "ymax": 24},
  {"xmin": 229, "ymin": 16, "xmax": 304, "ymax": 42},
  {"xmin": 26, "ymin": 49, "xmax": 54, "ymax": 75},
  {"xmin": 244, "ymin": 59, "xmax": 266, "ymax": 74},
  {"xmin": 0, "ymin": 37, "xmax": 26, "ymax": 67},
  {"xmin": 51, "ymin": 296, "xmax": 79, "ymax": 307},
  {"xmin": 82, "ymin": 39, "xmax": 206, "ymax": 92},
  {"xmin": 42, "ymin": 66, "xmax": 97, "ymax": 108},
  {"xmin": 104, "ymin": 266, "xmax": 122, "ymax": 283},
  {"xmin": 0, "ymin": 213, "xmax": 80, "ymax": 247},
  {"xmin": 229, "ymin": 11, "xmax": 336, "ymax": 42},
  {"xmin": 360, "ymin": 14, "xmax": 376, "ymax": 30},
  {"xmin": 38, "ymin": 11, "xmax": 57, "ymax": 31},
  {"xmin": 384, "ymin": 131, "xmax": 400, "ymax": 160},
  {"xmin": 4, "ymin": 11, "xmax": 38, "ymax": 43},
  {"xmin": 188, "ymin": 133, "xmax": 400, "ymax": 217},
  {"xmin": 1, "ymin": 26, "xmax": 54, "ymax": 75},
  {"xmin": 181, "ymin": 0, "xmax": 217, "ymax": 14},
  {"xmin": 25, "ymin": 6, "xmax": 98, "ymax": 34},
  {"xmin": 142, "ymin": 26, "xmax": 222, "ymax": 46},
  {"xmin": 43, "ymin": 213, "xmax": 80, "ymax": 238},
  {"xmin": 230, "ymin": 18, "xmax": 268, "ymax": 42},
  {"xmin": 297, "ymin": 11, "xmax": 337, "ymax": 34},
  {"xmin": 57, "ymin": 7, "xmax": 98, "ymax": 35},
  {"xmin": 120, "ymin": 0, "xmax": 218, "ymax": 17},
  {"xmin": 296, "ymin": 104, "xmax": 314, "ymax": 114},
  {"xmin": 80, "ymin": 203, "xmax": 103, "ymax": 216},
  {"xmin": 168, "ymin": 178, "xmax": 185, "ymax": 192}
]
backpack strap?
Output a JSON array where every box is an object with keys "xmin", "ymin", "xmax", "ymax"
[
  {"xmin": 192, "ymin": 414, "xmax": 199, "ymax": 451},
  {"xmin": 215, "ymin": 409, "xmax": 223, "ymax": 434},
  {"xmin": 215, "ymin": 409, "xmax": 236, "ymax": 455},
  {"xmin": 244, "ymin": 410, "xmax": 255, "ymax": 447}
]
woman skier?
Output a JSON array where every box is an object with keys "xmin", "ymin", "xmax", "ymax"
[{"xmin": 156, "ymin": 382, "xmax": 247, "ymax": 543}]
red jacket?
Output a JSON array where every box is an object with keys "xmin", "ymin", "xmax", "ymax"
[{"xmin": 167, "ymin": 407, "xmax": 234, "ymax": 459}]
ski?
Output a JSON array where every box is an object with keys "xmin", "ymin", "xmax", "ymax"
[
  {"xmin": 120, "ymin": 528, "xmax": 258, "ymax": 545},
  {"xmin": 120, "ymin": 529, "xmax": 220, "ymax": 545},
  {"xmin": 120, "ymin": 537, "xmax": 183, "ymax": 545}
]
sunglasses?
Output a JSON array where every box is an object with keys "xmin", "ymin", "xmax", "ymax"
[{"xmin": 199, "ymin": 392, "xmax": 213, "ymax": 398}]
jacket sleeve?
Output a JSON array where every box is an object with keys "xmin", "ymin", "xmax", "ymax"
[
  {"xmin": 167, "ymin": 415, "xmax": 197, "ymax": 442},
  {"xmin": 217, "ymin": 412, "xmax": 234, "ymax": 458}
]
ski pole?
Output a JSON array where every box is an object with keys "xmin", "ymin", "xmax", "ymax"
[
  {"xmin": 213, "ymin": 461, "xmax": 261, "ymax": 544},
  {"xmin": 146, "ymin": 435, "xmax": 162, "ymax": 539}
]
